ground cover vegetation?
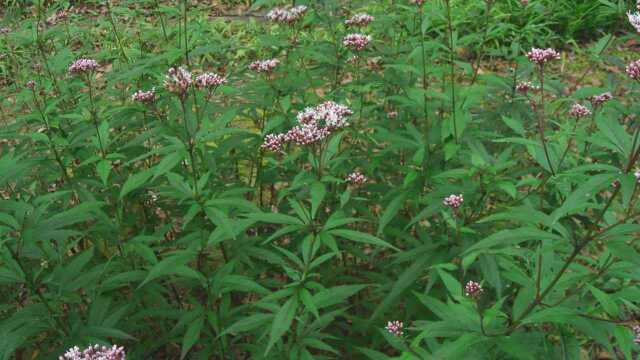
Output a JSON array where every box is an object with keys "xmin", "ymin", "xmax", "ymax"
[{"xmin": 1, "ymin": 0, "xmax": 640, "ymax": 359}]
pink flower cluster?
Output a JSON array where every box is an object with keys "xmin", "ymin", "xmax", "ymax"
[
  {"xmin": 521, "ymin": 0, "xmax": 529, "ymax": 6},
  {"xmin": 464, "ymin": 281, "xmax": 483, "ymax": 299},
  {"xmin": 262, "ymin": 101, "xmax": 352, "ymax": 151},
  {"xmin": 131, "ymin": 88, "xmax": 156, "ymax": 103},
  {"xmin": 443, "ymin": 194, "xmax": 464, "ymax": 208},
  {"xmin": 284, "ymin": 124, "xmax": 331, "ymax": 146},
  {"xmin": 413, "ymin": 0, "xmax": 425, "ymax": 6},
  {"xmin": 298, "ymin": 101, "xmax": 353, "ymax": 128},
  {"xmin": 626, "ymin": 60, "xmax": 640, "ymax": 80},
  {"xmin": 249, "ymin": 59, "xmax": 280, "ymax": 73},
  {"xmin": 0, "ymin": 27, "xmax": 10, "ymax": 34},
  {"xmin": 526, "ymin": 48, "xmax": 560, "ymax": 65},
  {"xmin": 46, "ymin": 9, "xmax": 70, "ymax": 26},
  {"xmin": 262, "ymin": 133, "xmax": 287, "ymax": 152},
  {"xmin": 632, "ymin": 325, "xmax": 640, "ymax": 344},
  {"xmin": 59, "ymin": 344, "xmax": 126, "ymax": 360},
  {"xmin": 26, "ymin": 80, "xmax": 36, "ymax": 90},
  {"xmin": 266, "ymin": 6, "xmax": 308, "ymax": 24},
  {"xmin": 164, "ymin": 67, "xmax": 193, "ymax": 96},
  {"xmin": 346, "ymin": 171, "xmax": 367, "ymax": 185},
  {"xmin": 68, "ymin": 58, "xmax": 99, "ymax": 74},
  {"xmin": 568, "ymin": 103, "xmax": 590, "ymax": 118},
  {"xmin": 628, "ymin": 12, "xmax": 640, "ymax": 32},
  {"xmin": 343, "ymin": 33, "xmax": 372, "ymax": 51},
  {"xmin": 385, "ymin": 320, "xmax": 404, "ymax": 337},
  {"xmin": 195, "ymin": 72, "xmax": 227, "ymax": 89},
  {"xmin": 387, "ymin": 111, "xmax": 398, "ymax": 119},
  {"xmin": 516, "ymin": 81, "xmax": 538, "ymax": 94},
  {"xmin": 345, "ymin": 13, "xmax": 375, "ymax": 27},
  {"xmin": 589, "ymin": 92, "xmax": 612, "ymax": 107},
  {"xmin": 635, "ymin": 170, "xmax": 640, "ymax": 183}
]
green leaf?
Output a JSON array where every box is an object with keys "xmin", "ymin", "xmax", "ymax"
[
  {"xmin": 586, "ymin": 284, "xmax": 618, "ymax": 317},
  {"xmin": 181, "ymin": 318, "xmax": 203, "ymax": 360},
  {"xmin": 120, "ymin": 169, "xmax": 153, "ymax": 199},
  {"xmin": 596, "ymin": 115, "xmax": 630, "ymax": 155},
  {"xmin": 436, "ymin": 269, "xmax": 462, "ymax": 298},
  {"xmin": 310, "ymin": 181, "xmax": 326, "ymax": 220},
  {"xmin": 266, "ymin": 297, "xmax": 299, "ymax": 355},
  {"xmin": 221, "ymin": 275, "xmax": 269, "ymax": 294},
  {"xmin": 246, "ymin": 212, "xmax": 304, "ymax": 225},
  {"xmin": 550, "ymin": 173, "xmax": 616, "ymax": 222},
  {"xmin": 356, "ymin": 347, "xmax": 392, "ymax": 360},
  {"xmin": 313, "ymin": 285, "xmax": 367, "ymax": 309},
  {"xmin": 465, "ymin": 227, "xmax": 562, "ymax": 255},
  {"xmin": 138, "ymin": 251, "xmax": 201, "ymax": 288},
  {"xmin": 220, "ymin": 313, "xmax": 273, "ymax": 337},
  {"xmin": 377, "ymin": 194, "xmax": 406, "ymax": 236},
  {"xmin": 328, "ymin": 229, "xmax": 398, "ymax": 250},
  {"xmin": 96, "ymin": 160, "xmax": 111, "ymax": 185},
  {"xmin": 153, "ymin": 151, "xmax": 184, "ymax": 181},
  {"xmin": 300, "ymin": 288, "xmax": 319, "ymax": 319},
  {"xmin": 204, "ymin": 206, "xmax": 236, "ymax": 240},
  {"xmin": 371, "ymin": 256, "xmax": 430, "ymax": 321}
]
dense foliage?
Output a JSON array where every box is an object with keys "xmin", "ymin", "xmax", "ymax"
[{"xmin": 1, "ymin": 0, "xmax": 640, "ymax": 359}]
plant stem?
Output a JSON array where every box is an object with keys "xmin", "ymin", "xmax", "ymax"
[
  {"xmin": 444, "ymin": 0, "xmax": 458, "ymax": 142},
  {"xmin": 87, "ymin": 76, "xmax": 106, "ymax": 158},
  {"xmin": 105, "ymin": 0, "xmax": 129, "ymax": 63},
  {"xmin": 154, "ymin": 0, "xmax": 169, "ymax": 41},
  {"xmin": 180, "ymin": 98, "xmax": 199, "ymax": 197},
  {"xmin": 5, "ymin": 242, "xmax": 69, "ymax": 336},
  {"xmin": 418, "ymin": 6, "xmax": 430, "ymax": 150},
  {"xmin": 30, "ymin": 88, "xmax": 70, "ymax": 184},
  {"xmin": 537, "ymin": 66, "xmax": 555, "ymax": 176},
  {"xmin": 183, "ymin": 0, "xmax": 190, "ymax": 66},
  {"xmin": 509, "ymin": 185, "xmax": 624, "ymax": 332}
]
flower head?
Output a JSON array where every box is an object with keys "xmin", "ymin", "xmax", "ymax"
[
  {"xmin": 267, "ymin": 6, "xmax": 308, "ymax": 25},
  {"xmin": 343, "ymin": 33, "xmax": 372, "ymax": 51},
  {"xmin": 627, "ymin": 60, "xmax": 640, "ymax": 80},
  {"xmin": 629, "ymin": 12, "xmax": 640, "ymax": 32},
  {"xmin": 387, "ymin": 111, "xmax": 398, "ymax": 119},
  {"xmin": 261, "ymin": 133, "xmax": 287, "ymax": 152},
  {"xmin": 443, "ymin": 194, "xmax": 464, "ymax": 209},
  {"xmin": 284, "ymin": 123, "xmax": 331, "ymax": 146},
  {"xmin": 589, "ymin": 92, "xmax": 613, "ymax": 107},
  {"xmin": 0, "ymin": 27, "xmax": 10, "ymax": 34},
  {"xmin": 413, "ymin": 0, "xmax": 425, "ymax": 6},
  {"xmin": 568, "ymin": 103, "xmax": 591, "ymax": 118},
  {"xmin": 634, "ymin": 170, "xmax": 640, "ymax": 183},
  {"xmin": 464, "ymin": 281, "xmax": 483, "ymax": 299},
  {"xmin": 59, "ymin": 344, "xmax": 126, "ymax": 360},
  {"xmin": 346, "ymin": 171, "xmax": 367, "ymax": 186},
  {"xmin": 526, "ymin": 48, "xmax": 560, "ymax": 65},
  {"xmin": 26, "ymin": 80, "xmax": 36, "ymax": 90},
  {"xmin": 164, "ymin": 67, "xmax": 193, "ymax": 97},
  {"xmin": 516, "ymin": 81, "xmax": 537, "ymax": 94},
  {"xmin": 131, "ymin": 88, "xmax": 156, "ymax": 103},
  {"xmin": 195, "ymin": 72, "xmax": 227, "ymax": 89},
  {"xmin": 249, "ymin": 59, "xmax": 280, "ymax": 74},
  {"xmin": 632, "ymin": 325, "xmax": 640, "ymax": 344},
  {"xmin": 46, "ymin": 9, "xmax": 70, "ymax": 26},
  {"xmin": 345, "ymin": 13, "xmax": 374, "ymax": 27},
  {"xmin": 68, "ymin": 58, "xmax": 98, "ymax": 75},
  {"xmin": 263, "ymin": 101, "xmax": 352, "ymax": 151},
  {"xmin": 385, "ymin": 320, "xmax": 404, "ymax": 337}
]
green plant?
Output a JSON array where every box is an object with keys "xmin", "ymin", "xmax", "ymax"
[{"xmin": 0, "ymin": 1, "xmax": 639, "ymax": 359}]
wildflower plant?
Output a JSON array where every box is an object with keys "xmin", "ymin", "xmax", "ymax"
[{"xmin": 0, "ymin": 1, "xmax": 640, "ymax": 360}]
